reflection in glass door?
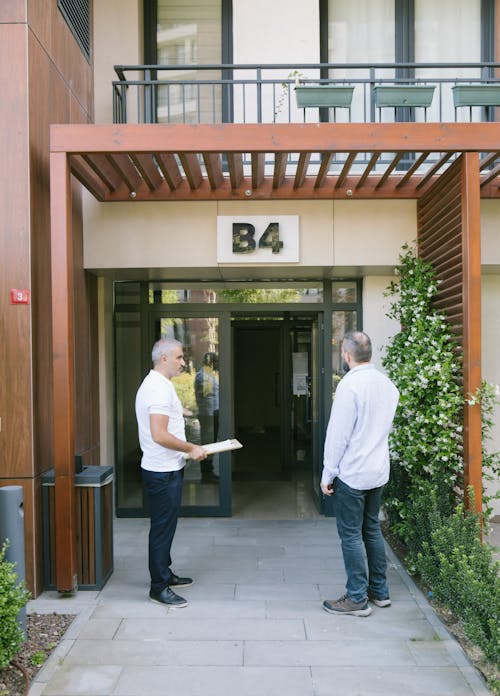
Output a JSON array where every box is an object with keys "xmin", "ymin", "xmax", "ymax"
[{"xmin": 153, "ymin": 314, "xmax": 230, "ymax": 515}]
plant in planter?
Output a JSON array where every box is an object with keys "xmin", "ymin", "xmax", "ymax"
[
  {"xmin": 274, "ymin": 70, "xmax": 303, "ymax": 119},
  {"xmin": 0, "ymin": 541, "xmax": 31, "ymax": 670}
]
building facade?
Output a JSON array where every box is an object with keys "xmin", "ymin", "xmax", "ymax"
[{"xmin": 1, "ymin": 0, "xmax": 500, "ymax": 595}]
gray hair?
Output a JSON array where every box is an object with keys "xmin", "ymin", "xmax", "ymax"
[
  {"xmin": 342, "ymin": 331, "xmax": 372, "ymax": 363},
  {"xmin": 151, "ymin": 338, "xmax": 183, "ymax": 366}
]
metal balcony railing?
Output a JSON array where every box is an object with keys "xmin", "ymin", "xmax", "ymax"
[{"xmin": 112, "ymin": 62, "xmax": 500, "ymax": 125}]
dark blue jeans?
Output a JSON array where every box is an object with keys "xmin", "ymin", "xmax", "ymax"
[
  {"xmin": 142, "ymin": 468, "xmax": 184, "ymax": 595},
  {"xmin": 333, "ymin": 477, "xmax": 388, "ymax": 604}
]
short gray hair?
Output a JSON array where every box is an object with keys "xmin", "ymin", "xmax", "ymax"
[
  {"xmin": 151, "ymin": 338, "xmax": 183, "ymax": 365},
  {"xmin": 342, "ymin": 331, "xmax": 372, "ymax": 363}
]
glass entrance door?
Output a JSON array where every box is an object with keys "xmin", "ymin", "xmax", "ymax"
[{"xmin": 151, "ymin": 313, "xmax": 231, "ymax": 515}]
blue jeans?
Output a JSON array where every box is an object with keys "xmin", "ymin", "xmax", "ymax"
[
  {"xmin": 333, "ymin": 477, "xmax": 388, "ymax": 604},
  {"xmin": 142, "ymin": 468, "xmax": 184, "ymax": 595}
]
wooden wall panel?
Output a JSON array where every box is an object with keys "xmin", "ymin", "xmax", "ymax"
[
  {"xmin": 0, "ymin": 5, "xmax": 95, "ymax": 593},
  {"xmin": 0, "ymin": 0, "xmax": 26, "ymax": 22},
  {"xmin": 27, "ymin": 0, "xmax": 94, "ymax": 118},
  {"xmin": 0, "ymin": 24, "xmax": 34, "ymax": 480},
  {"xmin": 417, "ymin": 154, "xmax": 483, "ymax": 512}
]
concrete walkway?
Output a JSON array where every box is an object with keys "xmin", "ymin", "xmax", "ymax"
[{"xmin": 28, "ymin": 518, "xmax": 492, "ymax": 696}]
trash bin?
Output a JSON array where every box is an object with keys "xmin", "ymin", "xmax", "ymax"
[{"xmin": 42, "ymin": 466, "xmax": 114, "ymax": 590}]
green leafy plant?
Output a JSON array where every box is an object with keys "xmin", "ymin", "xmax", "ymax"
[
  {"xmin": 382, "ymin": 243, "xmax": 500, "ymax": 682},
  {"xmin": 0, "ymin": 541, "xmax": 31, "ymax": 669},
  {"xmin": 382, "ymin": 243, "xmax": 464, "ymax": 549},
  {"xmin": 466, "ymin": 381, "xmax": 500, "ymax": 524},
  {"xmin": 30, "ymin": 651, "xmax": 47, "ymax": 667},
  {"xmin": 416, "ymin": 491, "xmax": 500, "ymax": 664}
]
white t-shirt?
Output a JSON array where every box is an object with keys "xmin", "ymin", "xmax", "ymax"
[{"xmin": 135, "ymin": 369, "xmax": 186, "ymax": 472}]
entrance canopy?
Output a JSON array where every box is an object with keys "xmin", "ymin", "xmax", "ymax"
[
  {"xmin": 49, "ymin": 121, "xmax": 495, "ymax": 591},
  {"xmin": 51, "ymin": 122, "xmax": 500, "ymax": 202}
]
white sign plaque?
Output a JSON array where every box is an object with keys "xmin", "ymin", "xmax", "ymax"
[{"xmin": 217, "ymin": 216, "xmax": 299, "ymax": 263}]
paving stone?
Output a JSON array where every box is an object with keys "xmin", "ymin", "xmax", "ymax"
[
  {"xmin": 113, "ymin": 666, "xmax": 314, "ymax": 696},
  {"xmin": 311, "ymin": 666, "xmax": 481, "ymax": 695},
  {"xmin": 244, "ymin": 639, "xmax": 416, "ymax": 666},
  {"xmin": 64, "ymin": 638, "xmax": 243, "ymax": 666},
  {"xmin": 41, "ymin": 665, "xmax": 122, "ymax": 695},
  {"xmin": 116, "ymin": 617, "xmax": 306, "ymax": 641}
]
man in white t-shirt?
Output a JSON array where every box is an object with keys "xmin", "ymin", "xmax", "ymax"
[
  {"xmin": 135, "ymin": 338, "xmax": 207, "ymax": 607},
  {"xmin": 320, "ymin": 331, "xmax": 399, "ymax": 617}
]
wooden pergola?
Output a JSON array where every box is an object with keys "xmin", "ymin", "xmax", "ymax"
[{"xmin": 50, "ymin": 121, "xmax": 497, "ymax": 591}]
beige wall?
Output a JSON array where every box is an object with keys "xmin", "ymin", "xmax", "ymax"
[
  {"xmin": 84, "ymin": 197, "xmax": 415, "ymax": 272},
  {"xmin": 481, "ymin": 200, "xmax": 500, "ymax": 270},
  {"xmin": 93, "ymin": 0, "xmax": 142, "ymax": 123},
  {"xmin": 363, "ymin": 276, "xmax": 400, "ymax": 371},
  {"xmin": 481, "ymin": 275, "xmax": 500, "ymax": 518}
]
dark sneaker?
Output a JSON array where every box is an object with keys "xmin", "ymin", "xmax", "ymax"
[
  {"xmin": 368, "ymin": 594, "xmax": 391, "ymax": 608},
  {"xmin": 169, "ymin": 573, "xmax": 193, "ymax": 588},
  {"xmin": 149, "ymin": 587, "xmax": 188, "ymax": 608},
  {"xmin": 323, "ymin": 594, "xmax": 372, "ymax": 617}
]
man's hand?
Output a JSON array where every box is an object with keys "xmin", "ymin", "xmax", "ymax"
[
  {"xmin": 187, "ymin": 444, "xmax": 208, "ymax": 461},
  {"xmin": 320, "ymin": 482, "xmax": 334, "ymax": 496}
]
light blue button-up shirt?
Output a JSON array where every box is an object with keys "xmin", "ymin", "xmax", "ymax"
[{"xmin": 321, "ymin": 363, "xmax": 399, "ymax": 490}]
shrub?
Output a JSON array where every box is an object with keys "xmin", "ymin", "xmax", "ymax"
[
  {"xmin": 382, "ymin": 243, "xmax": 464, "ymax": 545},
  {"xmin": 0, "ymin": 541, "xmax": 31, "ymax": 669},
  {"xmin": 416, "ymin": 494, "xmax": 500, "ymax": 664},
  {"xmin": 382, "ymin": 243, "xmax": 500, "ymax": 674}
]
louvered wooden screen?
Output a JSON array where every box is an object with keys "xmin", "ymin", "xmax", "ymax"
[{"xmin": 417, "ymin": 153, "xmax": 482, "ymax": 512}]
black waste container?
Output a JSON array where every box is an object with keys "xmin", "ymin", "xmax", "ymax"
[{"xmin": 42, "ymin": 466, "xmax": 114, "ymax": 590}]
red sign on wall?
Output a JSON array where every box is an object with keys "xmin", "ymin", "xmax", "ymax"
[{"xmin": 10, "ymin": 289, "xmax": 30, "ymax": 304}]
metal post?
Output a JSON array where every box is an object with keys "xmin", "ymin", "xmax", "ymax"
[{"xmin": 0, "ymin": 486, "xmax": 27, "ymax": 635}]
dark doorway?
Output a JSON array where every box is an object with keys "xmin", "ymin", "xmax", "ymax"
[
  {"xmin": 231, "ymin": 317, "xmax": 321, "ymax": 518},
  {"xmin": 233, "ymin": 323, "xmax": 284, "ymax": 481}
]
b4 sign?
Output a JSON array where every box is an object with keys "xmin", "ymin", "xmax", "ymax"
[{"xmin": 217, "ymin": 216, "xmax": 299, "ymax": 263}]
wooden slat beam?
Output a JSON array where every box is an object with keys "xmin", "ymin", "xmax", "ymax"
[
  {"xmin": 395, "ymin": 152, "xmax": 431, "ymax": 188},
  {"xmin": 70, "ymin": 156, "xmax": 109, "ymax": 201},
  {"xmin": 273, "ymin": 152, "xmax": 288, "ymax": 189},
  {"xmin": 461, "ymin": 152, "xmax": 482, "ymax": 516},
  {"xmin": 202, "ymin": 152, "xmax": 224, "ymax": 189},
  {"xmin": 294, "ymin": 152, "xmax": 311, "ymax": 188},
  {"xmin": 226, "ymin": 152, "xmax": 243, "ymax": 189},
  {"xmin": 81, "ymin": 154, "xmax": 122, "ymax": 191},
  {"xmin": 107, "ymin": 153, "xmax": 143, "ymax": 192},
  {"xmin": 480, "ymin": 162, "xmax": 500, "ymax": 187},
  {"xmin": 50, "ymin": 152, "xmax": 78, "ymax": 593},
  {"xmin": 335, "ymin": 152, "xmax": 357, "ymax": 189},
  {"xmin": 251, "ymin": 152, "xmax": 265, "ymax": 189},
  {"xmin": 314, "ymin": 152, "xmax": 334, "ymax": 189},
  {"xmin": 416, "ymin": 152, "xmax": 453, "ymax": 189},
  {"xmin": 156, "ymin": 153, "xmax": 182, "ymax": 190},
  {"xmin": 178, "ymin": 153, "xmax": 203, "ymax": 190},
  {"xmin": 131, "ymin": 154, "xmax": 164, "ymax": 191},
  {"xmin": 51, "ymin": 122, "xmax": 500, "ymax": 154},
  {"xmin": 355, "ymin": 152, "xmax": 380, "ymax": 189},
  {"xmin": 375, "ymin": 153, "xmax": 404, "ymax": 189}
]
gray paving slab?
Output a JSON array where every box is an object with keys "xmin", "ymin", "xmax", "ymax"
[
  {"xmin": 311, "ymin": 666, "xmax": 479, "ymax": 696},
  {"xmin": 63, "ymin": 638, "xmax": 243, "ymax": 666},
  {"xmin": 28, "ymin": 518, "xmax": 492, "ymax": 696},
  {"xmin": 112, "ymin": 666, "xmax": 314, "ymax": 696}
]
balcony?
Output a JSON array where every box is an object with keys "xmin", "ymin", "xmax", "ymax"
[{"xmin": 112, "ymin": 61, "xmax": 500, "ymax": 125}]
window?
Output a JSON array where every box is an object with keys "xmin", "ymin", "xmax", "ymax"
[{"xmin": 144, "ymin": 0, "xmax": 233, "ymax": 123}]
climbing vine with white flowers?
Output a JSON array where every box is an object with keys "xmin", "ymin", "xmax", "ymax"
[
  {"xmin": 382, "ymin": 244, "xmax": 465, "ymax": 543},
  {"xmin": 382, "ymin": 244, "xmax": 500, "ymax": 544}
]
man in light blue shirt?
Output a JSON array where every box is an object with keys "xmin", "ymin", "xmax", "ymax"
[{"xmin": 321, "ymin": 331, "xmax": 399, "ymax": 617}]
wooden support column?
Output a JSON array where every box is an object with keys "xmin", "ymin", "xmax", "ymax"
[
  {"xmin": 461, "ymin": 152, "xmax": 483, "ymax": 515},
  {"xmin": 50, "ymin": 151, "xmax": 78, "ymax": 591}
]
